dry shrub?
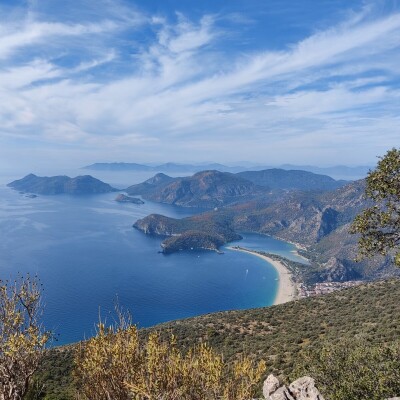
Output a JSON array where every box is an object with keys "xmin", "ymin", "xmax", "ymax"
[
  {"xmin": 74, "ymin": 312, "xmax": 265, "ymax": 400},
  {"xmin": 0, "ymin": 275, "xmax": 50, "ymax": 400}
]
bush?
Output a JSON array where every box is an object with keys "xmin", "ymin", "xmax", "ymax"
[
  {"xmin": 74, "ymin": 312, "xmax": 266, "ymax": 400},
  {"xmin": 293, "ymin": 339, "xmax": 400, "ymax": 400}
]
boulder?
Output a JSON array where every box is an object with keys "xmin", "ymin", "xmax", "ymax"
[
  {"xmin": 263, "ymin": 374, "xmax": 280, "ymax": 398},
  {"xmin": 262, "ymin": 375, "xmax": 324, "ymax": 400},
  {"xmin": 289, "ymin": 377, "xmax": 325, "ymax": 400}
]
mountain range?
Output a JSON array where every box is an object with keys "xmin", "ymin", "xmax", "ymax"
[
  {"xmin": 126, "ymin": 169, "xmax": 347, "ymax": 208},
  {"xmin": 82, "ymin": 162, "xmax": 372, "ymax": 180}
]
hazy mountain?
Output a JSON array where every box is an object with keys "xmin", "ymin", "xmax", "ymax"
[
  {"xmin": 83, "ymin": 162, "xmax": 246, "ymax": 173},
  {"xmin": 8, "ymin": 174, "xmax": 117, "ymax": 195},
  {"xmin": 82, "ymin": 162, "xmax": 153, "ymax": 171},
  {"xmin": 127, "ymin": 170, "xmax": 267, "ymax": 208},
  {"xmin": 237, "ymin": 168, "xmax": 347, "ymax": 191},
  {"xmin": 278, "ymin": 164, "xmax": 372, "ymax": 180},
  {"xmin": 82, "ymin": 162, "xmax": 372, "ymax": 180}
]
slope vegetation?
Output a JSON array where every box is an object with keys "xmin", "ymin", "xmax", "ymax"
[{"xmin": 29, "ymin": 279, "xmax": 400, "ymax": 399}]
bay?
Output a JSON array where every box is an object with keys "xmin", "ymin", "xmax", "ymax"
[{"xmin": 0, "ymin": 171, "xmax": 303, "ymax": 345}]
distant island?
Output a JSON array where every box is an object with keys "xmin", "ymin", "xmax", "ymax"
[
  {"xmin": 7, "ymin": 174, "xmax": 117, "ymax": 195},
  {"xmin": 115, "ymin": 194, "xmax": 144, "ymax": 204}
]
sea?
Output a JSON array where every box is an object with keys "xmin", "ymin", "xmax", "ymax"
[{"xmin": 0, "ymin": 170, "xmax": 305, "ymax": 345}]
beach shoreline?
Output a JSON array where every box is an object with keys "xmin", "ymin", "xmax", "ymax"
[{"xmin": 228, "ymin": 246, "xmax": 297, "ymax": 305}]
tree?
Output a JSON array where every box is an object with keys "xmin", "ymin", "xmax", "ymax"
[
  {"xmin": 0, "ymin": 275, "xmax": 50, "ymax": 400},
  {"xmin": 350, "ymin": 148, "xmax": 400, "ymax": 266},
  {"xmin": 74, "ymin": 311, "xmax": 266, "ymax": 400}
]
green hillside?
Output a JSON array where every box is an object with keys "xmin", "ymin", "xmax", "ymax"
[{"xmin": 29, "ymin": 279, "xmax": 400, "ymax": 399}]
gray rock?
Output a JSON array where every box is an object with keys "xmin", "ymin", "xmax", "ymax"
[
  {"xmin": 263, "ymin": 375, "xmax": 324, "ymax": 400},
  {"xmin": 270, "ymin": 386, "xmax": 295, "ymax": 400},
  {"xmin": 263, "ymin": 374, "xmax": 280, "ymax": 398},
  {"xmin": 288, "ymin": 377, "xmax": 325, "ymax": 400}
]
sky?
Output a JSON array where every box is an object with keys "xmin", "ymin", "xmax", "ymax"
[{"xmin": 0, "ymin": 0, "xmax": 400, "ymax": 172}]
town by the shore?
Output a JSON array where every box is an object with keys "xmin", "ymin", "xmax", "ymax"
[{"xmin": 228, "ymin": 246, "xmax": 297, "ymax": 305}]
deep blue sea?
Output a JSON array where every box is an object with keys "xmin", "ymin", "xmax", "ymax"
[{"xmin": 0, "ymin": 170, "xmax": 305, "ymax": 345}]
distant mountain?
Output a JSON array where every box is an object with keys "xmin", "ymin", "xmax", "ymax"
[
  {"xmin": 127, "ymin": 170, "xmax": 267, "ymax": 208},
  {"xmin": 82, "ymin": 162, "xmax": 373, "ymax": 180},
  {"xmin": 82, "ymin": 162, "xmax": 153, "ymax": 171},
  {"xmin": 278, "ymin": 164, "xmax": 372, "ymax": 180},
  {"xmin": 237, "ymin": 169, "xmax": 347, "ymax": 191},
  {"xmin": 8, "ymin": 174, "xmax": 117, "ymax": 195},
  {"xmin": 82, "ymin": 162, "xmax": 246, "ymax": 173}
]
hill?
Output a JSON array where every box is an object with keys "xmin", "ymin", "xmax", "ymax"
[
  {"xmin": 125, "ymin": 173, "xmax": 176, "ymax": 196},
  {"xmin": 237, "ymin": 169, "xmax": 347, "ymax": 191},
  {"xmin": 7, "ymin": 174, "xmax": 117, "ymax": 195},
  {"xmin": 28, "ymin": 279, "xmax": 400, "ymax": 399},
  {"xmin": 127, "ymin": 170, "xmax": 267, "ymax": 208},
  {"xmin": 134, "ymin": 179, "xmax": 399, "ymax": 281}
]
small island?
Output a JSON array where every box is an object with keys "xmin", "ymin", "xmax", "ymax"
[{"xmin": 115, "ymin": 194, "xmax": 144, "ymax": 204}]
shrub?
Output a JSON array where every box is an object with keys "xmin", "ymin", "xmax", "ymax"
[
  {"xmin": 293, "ymin": 339, "xmax": 400, "ymax": 400},
  {"xmin": 74, "ymin": 311, "xmax": 266, "ymax": 400}
]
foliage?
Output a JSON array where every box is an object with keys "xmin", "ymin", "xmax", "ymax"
[
  {"xmin": 74, "ymin": 311, "xmax": 266, "ymax": 400},
  {"xmin": 293, "ymin": 339, "xmax": 400, "ymax": 400},
  {"xmin": 351, "ymin": 148, "xmax": 400, "ymax": 266},
  {"xmin": 28, "ymin": 279, "xmax": 400, "ymax": 399},
  {"xmin": 0, "ymin": 275, "xmax": 50, "ymax": 400}
]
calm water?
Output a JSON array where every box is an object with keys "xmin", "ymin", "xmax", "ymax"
[{"xmin": 0, "ymin": 171, "xmax": 304, "ymax": 345}]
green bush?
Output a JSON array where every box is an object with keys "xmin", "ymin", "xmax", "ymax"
[{"xmin": 293, "ymin": 339, "xmax": 400, "ymax": 400}]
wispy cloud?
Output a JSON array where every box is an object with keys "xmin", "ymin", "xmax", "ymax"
[{"xmin": 0, "ymin": 1, "xmax": 399, "ymax": 168}]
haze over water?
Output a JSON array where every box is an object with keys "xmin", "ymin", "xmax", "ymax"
[{"xmin": 0, "ymin": 171, "xmax": 304, "ymax": 345}]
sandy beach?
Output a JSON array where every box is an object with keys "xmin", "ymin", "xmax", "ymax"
[{"xmin": 228, "ymin": 247, "xmax": 297, "ymax": 305}]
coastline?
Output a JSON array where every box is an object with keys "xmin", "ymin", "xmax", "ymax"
[{"xmin": 228, "ymin": 246, "xmax": 297, "ymax": 305}]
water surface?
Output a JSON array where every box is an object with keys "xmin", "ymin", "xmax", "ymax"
[{"xmin": 0, "ymin": 171, "xmax": 302, "ymax": 344}]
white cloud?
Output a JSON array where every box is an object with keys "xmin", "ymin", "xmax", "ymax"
[{"xmin": 0, "ymin": 3, "xmax": 399, "ymax": 168}]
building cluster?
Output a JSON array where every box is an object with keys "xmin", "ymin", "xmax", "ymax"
[{"xmin": 297, "ymin": 280, "xmax": 363, "ymax": 298}]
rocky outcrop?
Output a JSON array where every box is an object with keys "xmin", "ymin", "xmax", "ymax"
[
  {"xmin": 115, "ymin": 194, "xmax": 144, "ymax": 204},
  {"xmin": 262, "ymin": 375, "xmax": 324, "ymax": 400}
]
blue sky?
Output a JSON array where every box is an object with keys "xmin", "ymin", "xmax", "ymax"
[{"xmin": 0, "ymin": 0, "xmax": 399, "ymax": 171}]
